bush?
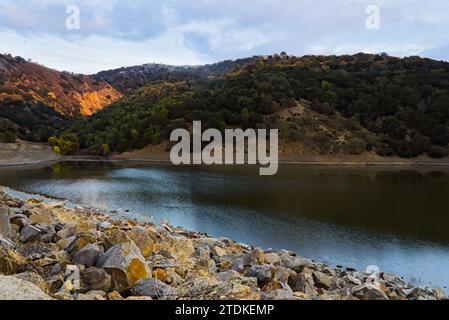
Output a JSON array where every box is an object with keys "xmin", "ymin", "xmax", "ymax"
[
  {"xmin": 427, "ymin": 146, "xmax": 448, "ymax": 159},
  {"xmin": 0, "ymin": 131, "xmax": 16, "ymax": 143}
]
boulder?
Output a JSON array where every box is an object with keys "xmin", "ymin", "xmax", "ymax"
[
  {"xmin": 131, "ymin": 278, "xmax": 176, "ymax": 299},
  {"xmin": 72, "ymin": 243, "xmax": 103, "ymax": 267},
  {"xmin": 56, "ymin": 224, "xmax": 76, "ymax": 239},
  {"xmin": 103, "ymin": 229, "xmax": 132, "ymax": 250},
  {"xmin": 0, "ymin": 275, "xmax": 54, "ymax": 300},
  {"xmin": 9, "ymin": 213, "xmax": 29, "ymax": 229},
  {"xmin": 352, "ymin": 284, "xmax": 389, "ymax": 300},
  {"xmin": 263, "ymin": 252, "xmax": 281, "ymax": 265},
  {"xmin": 19, "ymin": 225, "xmax": 42, "ymax": 243},
  {"xmin": 288, "ymin": 272, "xmax": 316, "ymax": 296},
  {"xmin": 81, "ymin": 267, "xmax": 112, "ymax": 292},
  {"xmin": 312, "ymin": 271, "xmax": 331, "ymax": 290},
  {"xmin": 126, "ymin": 227, "xmax": 154, "ymax": 258},
  {"xmin": 246, "ymin": 265, "xmax": 272, "ymax": 287},
  {"xmin": 66, "ymin": 233, "xmax": 97, "ymax": 254},
  {"xmin": 0, "ymin": 205, "xmax": 16, "ymax": 239},
  {"xmin": 96, "ymin": 241, "xmax": 150, "ymax": 292},
  {"xmin": 280, "ymin": 255, "xmax": 309, "ymax": 273}
]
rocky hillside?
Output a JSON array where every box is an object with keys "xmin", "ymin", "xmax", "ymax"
[
  {"xmin": 0, "ymin": 54, "xmax": 122, "ymax": 117},
  {"xmin": 0, "ymin": 188, "xmax": 446, "ymax": 300}
]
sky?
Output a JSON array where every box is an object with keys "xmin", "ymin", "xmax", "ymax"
[{"xmin": 0, "ymin": 0, "xmax": 448, "ymax": 74}]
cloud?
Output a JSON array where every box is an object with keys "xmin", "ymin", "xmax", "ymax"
[{"xmin": 0, "ymin": 0, "xmax": 448, "ymax": 73}]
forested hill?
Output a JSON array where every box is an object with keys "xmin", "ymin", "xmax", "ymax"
[{"xmin": 67, "ymin": 53, "xmax": 449, "ymax": 159}]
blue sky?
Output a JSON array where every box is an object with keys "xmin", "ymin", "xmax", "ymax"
[{"xmin": 0, "ymin": 0, "xmax": 448, "ymax": 74}]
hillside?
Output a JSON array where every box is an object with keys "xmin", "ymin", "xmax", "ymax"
[
  {"xmin": 0, "ymin": 54, "xmax": 122, "ymax": 142},
  {"xmin": 68, "ymin": 53, "xmax": 449, "ymax": 159},
  {"xmin": 94, "ymin": 57, "xmax": 261, "ymax": 92}
]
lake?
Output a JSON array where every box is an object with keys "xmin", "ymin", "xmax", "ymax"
[{"xmin": 1, "ymin": 161, "xmax": 449, "ymax": 292}]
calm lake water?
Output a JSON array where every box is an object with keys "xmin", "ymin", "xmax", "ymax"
[{"xmin": 1, "ymin": 161, "xmax": 449, "ymax": 291}]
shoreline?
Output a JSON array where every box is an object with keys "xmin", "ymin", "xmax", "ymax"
[
  {"xmin": 2, "ymin": 155, "xmax": 449, "ymax": 169},
  {"xmin": 0, "ymin": 186, "xmax": 447, "ymax": 300}
]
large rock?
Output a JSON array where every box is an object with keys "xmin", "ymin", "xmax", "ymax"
[
  {"xmin": 103, "ymin": 229, "xmax": 132, "ymax": 250},
  {"xmin": 246, "ymin": 265, "xmax": 272, "ymax": 287},
  {"xmin": 72, "ymin": 243, "xmax": 103, "ymax": 267},
  {"xmin": 19, "ymin": 225, "xmax": 42, "ymax": 243},
  {"xmin": 81, "ymin": 267, "xmax": 112, "ymax": 292},
  {"xmin": 352, "ymin": 284, "xmax": 389, "ymax": 300},
  {"xmin": 96, "ymin": 241, "xmax": 150, "ymax": 292},
  {"xmin": 0, "ymin": 205, "xmax": 16, "ymax": 239},
  {"xmin": 131, "ymin": 278, "xmax": 176, "ymax": 299},
  {"xmin": 126, "ymin": 227, "xmax": 154, "ymax": 258},
  {"xmin": 312, "ymin": 271, "xmax": 331, "ymax": 290},
  {"xmin": 288, "ymin": 272, "xmax": 316, "ymax": 296},
  {"xmin": 66, "ymin": 233, "xmax": 97, "ymax": 254},
  {"xmin": 0, "ymin": 275, "xmax": 54, "ymax": 300}
]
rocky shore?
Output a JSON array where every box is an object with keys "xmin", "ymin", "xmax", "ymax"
[{"xmin": 0, "ymin": 187, "xmax": 447, "ymax": 301}]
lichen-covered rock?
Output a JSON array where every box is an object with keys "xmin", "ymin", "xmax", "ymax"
[
  {"xmin": 126, "ymin": 227, "xmax": 154, "ymax": 258},
  {"xmin": 0, "ymin": 275, "xmax": 54, "ymax": 300},
  {"xmin": 0, "ymin": 246, "xmax": 30, "ymax": 275},
  {"xmin": 96, "ymin": 241, "xmax": 150, "ymax": 292}
]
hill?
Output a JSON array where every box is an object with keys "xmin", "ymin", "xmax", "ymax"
[
  {"xmin": 68, "ymin": 53, "xmax": 449, "ymax": 159},
  {"xmin": 0, "ymin": 54, "xmax": 122, "ymax": 142}
]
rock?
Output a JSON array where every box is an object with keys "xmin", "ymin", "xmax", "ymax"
[
  {"xmin": 66, "ymin": 233, "xmax": 97, "ymax": 254},
  {"xmin": 126, "ymin": 296, "xmax": 153, "ymax": 300},
  {"xmin": 288, "ymin": 273, "xmax": 316, "ymax": 296},
  {"xmin": 81, "ymin": 267, "xmax": 112, "ymax": 292},
  {"xmin": 0, "ymin": 205, "xmax": 16, "ymax": 239},
  {"xmin": 56, "ymin": 224, "xmax": 76, "ymax": 239},
  {"xmin": 38, "ymin": 224, "xmax": 57, "ymax": 243},
  {"xmin": 14, "ymin": 272, "xmax": 47, "ymax": 292},
  {"xmin": 170, "ymin": 236, "xmax": 195, "ymax": 262},
  {"xmin": 153, "ymin": 268, "xmax": 170, "ymax": 283},
  {"xmin": 0, "ymin": 247, "xmax": 30, "ymax": 275},
  {"xmin": 9, "ymin": 213, "xmax": 29, "ymax": 229},
  {"xmin": 280, "ymin": 255, "xmax": 309, "ymax": 273},
  {"xmin": 107, "ymin": 291, "xmax": 124, "ymax": 300},
  {"xmin": 19, "ymin": 225, "xmax": 42, "ymax": 243},
  {"xmin": 263, "ymin": 252, "xmax": 281, "ymax": 265},
  {"xmin": 96, "ymin": 241, "xmax": 150, "ymax": 292},
  {"xmin": 352, "ymin": 284, "xmax": 389, "ymax": 300},
  {"xmin": 312, "ymin": 271, "xmax": 331, "ymax": 290},
  {"xmin": 212, "ymin": 246, "xmax": 228, "ymax": 257},
  {"xmin": 0, "ymin": 235, "xmax": 16, "ymax": 249},
  {"xmin": 53, "ymin": 289, "xmax": 74, "ymax": 300},
  {"xmin": 434, "ymin": 288, "xmax": 447, "ymax": 300},
  {"xmin": 242, "ymin": 249, "xmax": 264, "ymax": 266},
  {"xmin": 246, "ymin": 265, "xmax": 272, "ymax": 287},
  {"xmin": 126, "ymin": 227, "xmax": 154, "ymax": 257},
  {"xmin": 381, "ymin": 272, "xmax": 407, "ymax": 287},
  {"xmin": 86, "ymin": 290, "xmax": 107, "ymax": 300},
  {"xmin": 0, "ymin": 275, "xmax": 54, "ymax": 300},
  {"xmin": 72, "ymin": 243, "xmax": 103, "ymax": 267},
  {"xmin": 131, "ymin": 278, "xmax": 176, "ymax": 299},
  {"xmin": 232, "ymin": 257, "xmax": 245, "ymax": 273},
  {"xmin": 56, "ymin": 236, "xmax": 76, "ymax": 250},
  {"xmin": 103, "ymin": 229, "xmax": 132, "ymax": 250},
  {"xmin": 30, "ymin": 211, "xmax": 55, "ymax": 225}
]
